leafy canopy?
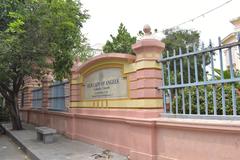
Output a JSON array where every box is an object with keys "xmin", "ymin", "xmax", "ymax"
[
  {"xmin": 0, "ymin": 0, "xmax": 89, "ymax": 83},
  {"xmin": 0, "ymin": 0, "xmax": 89, "ymax": 129},
  {"xmin": 103, "ymin": 23, "xmax": 136, "ymax": 54},
  {"xmin": 161, "ymin": 28, "xmax": 211, "ymax": 83},
  {"xmin": 162, "ymin": 28, "xmax": 200, "ymax": 53}
]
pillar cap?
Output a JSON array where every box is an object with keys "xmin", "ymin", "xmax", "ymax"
[
  {"xmin": 132, "ymin": 25, "xmax": 165, "ymax": 61},
  {"xmin": 71, "ymin": 57, "xmax": 82, "ymax": 73}
]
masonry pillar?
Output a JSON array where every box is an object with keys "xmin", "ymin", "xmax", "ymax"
[
  {"xmin": 19, "ymin": 76, "xmax": 40, "ymax": 122},
  {"xmin": 41, "ymin": 73, "xmax": 53, "ymax": 111},
  {"xmin": 128, "ymin": 25, "xmax": 165, "ymax": 160},
  {"xmin": 130, "ymin": 24, "xmax": 165, "ymax": 102},
  {"xmin": 22, "ymin": 77, "xmax": 37, "ymax": 109},
  {"xmin": 66, "ymin": 58, "xmax": 82, "ymax": 137},
  {"xmin": 70, "ymin": 58, "xmax": 82, "ymax": 106}
]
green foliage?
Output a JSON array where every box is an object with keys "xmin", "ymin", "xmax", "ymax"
[
  {"xmin": 75, "ymin": 38, "xmax": 94, "ymax": 62},
  {"xmin": 162, "ymin": 28, "xmax": 200, "ymax": 53},
  {"xmin": 161, "ymin": 28, "xmax": 210, "ymax": 84},
  {"xmin": 0, "ymin": 0, "xmax": 20, "ymax": 31},
  {"xmin": 170, "ymin": 69, "xmax": 240, "ymax": 115},
  {"xmin": 214, "ymin": 68, "xmax": 240, "ymax": 80},
  {"xmin": 0, "ymin": 0, "xmax": 89, "ymax": 129},
  {"xmin": 103, "ymin": 23, "xmax": 136, "ymax": 54},
  {"xmin": 214, "ymin": 68, "xmax": 232, "ymax": 80},
  {"xmin": 0, "ymin": 0, "xmax": 89, "ymax": 83},
  {"xmin": 25, "ymin": 0, "xmax": 89, "ymax": 79},
  {"xmin": 171, "ymin": 85, "xmax": 240, "ymax": 115}
]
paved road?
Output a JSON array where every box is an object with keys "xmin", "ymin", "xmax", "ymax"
[{"xmin": 0, "ymin": 134, "xmax": 29, "ymax": 160}]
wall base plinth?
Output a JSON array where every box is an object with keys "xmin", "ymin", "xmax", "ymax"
[{"xmin": 20, "ymin": 108, "xmax": 240, "ymax": 160}]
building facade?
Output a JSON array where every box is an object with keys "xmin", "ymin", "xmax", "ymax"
[{"xmin": 222, "ymin": 17, "xmax": 240, "ymax": 70}]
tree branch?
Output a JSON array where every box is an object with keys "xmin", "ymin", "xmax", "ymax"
[
  {"xmin": 0, "ymin": 86, "xmax": 14, "ymax": 103},
  {"xmin": 0, "ymin": 82, "xmax": 13, "ymax": 95},
  {"xmin": 15, "ymin": 75, "xmax": 23, "ymax": 94}
]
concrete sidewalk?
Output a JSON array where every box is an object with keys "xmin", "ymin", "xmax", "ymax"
[
  {"xmin": 1, "ymin": 123, "xmax": 128, "ymax": 160},
  {"xmin": 0, "ymin": 134, "xmax": 29, "ymax": 160}
]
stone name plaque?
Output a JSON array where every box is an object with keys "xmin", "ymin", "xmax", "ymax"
[{"xmin": 84, "ymin": 68, "xmax": 128, "ymax": 100}]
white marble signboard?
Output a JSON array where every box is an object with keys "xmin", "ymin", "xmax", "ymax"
[{"xmin": 84, "ymin": 68, "xmax": 128, "ymax": 100}]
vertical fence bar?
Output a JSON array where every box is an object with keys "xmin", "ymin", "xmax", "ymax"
[
  {"xmin": 179, "ymin": 48, "xmax": 185, "ymax": 114},
  {"xmin": 194, "ymin": 44, "xmax": 200, "ymax": 114},
  {"xmin": 161, "ymin": 54, "xmax": 167, "ymax": 113},
  {"xmin": 209, "ymin": 40, "xmax": 217, "ymax": 115},
  {"xmin": 201, "ymin": 43, "xmax": 208, "ymax": 115},
  {"xmin": 218, "ymin": 37, "xmax": 226, "ymax": 115},
  {"xmin": 187, "ymin": 47, "xmax": 192, "ymax": 114},
  {"xmin": 167, "ymin": 51, "xmax": 172, "ymax": 113},
  {"xmin": 238, "ymin": 33, "xmax": 240, "ymax": 71},
  {"xmin": 238, "ymin": 33, "xmax": 240, "ymax": 55},
  {"xmin": 32, "ymin": 89, "xmax": 42, "ymax": 108},
  {"xmin": 158, "ymin": 36, "xmax": 240, "ymax": 118},
  {"xmin": 228, "ymin": 47, "xmax": 237, "ymax": 115},
  {"xmin": 173, "ymin": 50, "xmax": 178, "ymax": 114}
]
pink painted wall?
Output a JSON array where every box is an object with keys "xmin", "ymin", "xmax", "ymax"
[{"xmin": 20, "ymin": 109, "xmax": 240, "ymax": 160}]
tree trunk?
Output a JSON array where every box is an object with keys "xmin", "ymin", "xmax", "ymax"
[
  {"xmin": 7, "ymin": 96, "xmax": 23, "ymax": 130},
  {"xmin": 10, "ymin": 111, "xmax": 22, "ymax": 130}
]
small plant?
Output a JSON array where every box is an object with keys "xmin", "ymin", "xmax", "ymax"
[{"xmin": 170, "ymin": 84, "xmax": 240, "ymax": 115}]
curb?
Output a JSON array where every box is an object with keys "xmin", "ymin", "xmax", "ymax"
[{"xmin": 0, "ymin": 123, "xmax": 40, "ymax": 160}]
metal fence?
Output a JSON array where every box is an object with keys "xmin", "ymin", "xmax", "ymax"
[
  {"xmin": 32, "ymin": 88, "xmax": 42, "ymax": 108},
  {"xmin": 48, "ymin": 80, "xmax": 69, "ymax": 111},
  {"xmin": 158, "ymin": 35, "xmax": 240, "ymax": 119}
]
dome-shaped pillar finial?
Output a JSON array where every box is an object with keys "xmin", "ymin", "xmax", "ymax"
[
  {"xmin": 131, "ymin": 25, "xmax": 165, "ymax": 61},
  {"xmin": 143, "ymin": 24, "xmax": 152, "ymax": 36}
]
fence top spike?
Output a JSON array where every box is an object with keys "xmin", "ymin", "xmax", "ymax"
[
  {"xmin": 173, "ymin": 49, "xmax": 176, "ymax": 56},
  {"xmin": 193, "ymin": 43, "xmax": 197, "ymax": 51},
  {"xmin": 209, "ymin": 39, "xmax": 213, "ymax": 47},
  {"xmin": 179, "ymin": 47, "xmax": 182, "ymax": 55},
  {"xmin": 218, "ymin": 37, "xmax": 222, "ymax": 46},
  {"xmin": 201, "ymin": 42, "xmax": 205, "ymax": 49},
  {"xmin": 186, "ymin": 46, "xmax": 190, "ymax": 53}
]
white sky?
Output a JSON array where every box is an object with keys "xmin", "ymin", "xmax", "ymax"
[{"xmin": 81, "ymin": 0, "xmax": 240, "ymax": 48}]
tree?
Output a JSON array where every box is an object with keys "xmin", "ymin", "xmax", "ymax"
[
  {"xmin": 76, "ymin": 40, "xmax": 94, "ymax": 62},
  {"xmin": 161, "ymin": 28, "xmax": 210, "ymax": 84},
  {"xmin": 103, "ymin": 23, "xmax": 136, "ymax": 54},
  {"xmin": 162, "ymin": 28, "xmax": 200, "ymax": 53},
  {"xmin": 0, "ymin": 0, "xmax": 89, "ymax": 130}
]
